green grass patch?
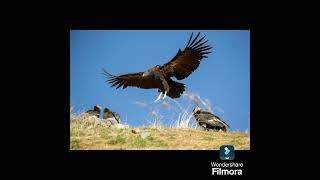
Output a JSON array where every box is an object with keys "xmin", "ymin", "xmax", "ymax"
[
  {"xmin": 148, "ymin": 137, "xmax": 168, "ymax": 147},
  {"xmin": 131, "ymin": 136, "xmax": 168, "ymax": 148},
  {"xmin": 107, "ymin": 135, "xmax": 126, "ymax": 145},
  {"xmin": 131, "ymin": 137, "xmax": 147, "ymax": 147},
  {"xmin": 100, "ymin": 129, "xmax": 111, "ymax": 139}
]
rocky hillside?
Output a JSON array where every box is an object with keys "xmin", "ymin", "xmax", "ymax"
[{"xmin": 70, "ymin": 113, "xmax": 250, "ymax": 150}]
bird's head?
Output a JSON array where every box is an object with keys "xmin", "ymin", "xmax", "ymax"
[
  {"xmin": 94, "ymin": 104, "xmax": 102, "ymax": 112},
  {"xmin": 104, "ymin": 107, "xmax": 111, "ymax": 113},
  {"xmin": 142, "ymin": 65, "xmax": 161, "ymax": 77},
  {"xmin": 193, "ymin": 106, "xmax": 201, "ymax": 114}
]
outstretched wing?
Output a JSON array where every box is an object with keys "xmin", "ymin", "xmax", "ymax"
[
  {"xmin": 102, "ymin": 68, "xmax": 162, "ymax": 89},
  {"xmin": 160, "ymin": 32, "xmax": 213, "ymax": 80}
]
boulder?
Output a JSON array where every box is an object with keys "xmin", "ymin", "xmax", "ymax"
[
  {"xmin": 140, "ymin": 131, "xmax": 151, "ymax": 139},
  {"xmin": 131, "ymin": 129, "xmax": 141, "ymax": 134}
]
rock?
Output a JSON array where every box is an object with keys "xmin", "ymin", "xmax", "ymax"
[
  {"xmin": 102, "ymin": 119, "xmax": 112, "ymax": 126},
  {"xmin": 106, "ymin": 118, "xmax": 119, "ymax": 125},
  {"xmin": 140, "ymin": 131, "xmax": 151, "ymax": 139},
  {"xmin": 131, "ymin": 129, "xmax": 140, "ymax": 134},
  {"xmin": 111, "ymin": 124, "xmax": 129, "ymax": 129}
]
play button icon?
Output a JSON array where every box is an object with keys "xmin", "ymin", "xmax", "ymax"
[
  {"xmin": 224, "ymin": 147, "xmax": 230, "ymax": 155},
  {"xmin": 220, "ymin": 145, "xmax": 235, "ymax": 160}
]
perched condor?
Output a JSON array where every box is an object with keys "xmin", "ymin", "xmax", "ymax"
[
  {"xmin": 102, "ymin": 32, "xmax": 213, "ymax": 102},
  {"xmin": 193, "ymin": 106, "xmax": 229, "ymax": 132},
  {"xmin": 85, "ymin": 105, "xmax": 101, "ymax": 118},
  {"xmin": 103, "ymin": 107, "xmax": 121, "ymax": 125}
]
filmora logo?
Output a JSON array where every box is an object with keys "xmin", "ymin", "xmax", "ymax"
[{"xmin": 220, "ymin": 145, "xmax": 235, "ymax": 160}]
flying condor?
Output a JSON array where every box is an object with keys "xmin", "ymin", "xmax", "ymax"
[{"xmin": 102, "ymin": 32, "xmax": 213, "ymax": 102}]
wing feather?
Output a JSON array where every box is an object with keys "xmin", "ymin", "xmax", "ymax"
[
  {"xmin": 185, "ymin": 32, "xmax": 194, "ymax": 48},
  {"xmin": 190, "ymin": 35, "xmax": 206, "ymax": 48},
  {"xmin": 188, "ymin": 32, "xmax": 201, "ymax": 48},
  {"xmin": 102, "ymin": 68, "xmax": 162, "ymax": 90},
  {"xmin": 193, "ymin": 40, "xmax": 208, "ymax": 49},
  {"xmin": 160, "ymin": 32, "xmax": 213, "ymax": 80}
]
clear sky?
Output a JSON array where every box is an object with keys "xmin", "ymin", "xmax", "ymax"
[{"xmin": 70, "ymin": 30, "xmax": 250, "ymax": 131}]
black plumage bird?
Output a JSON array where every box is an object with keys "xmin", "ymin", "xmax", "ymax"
[
  {"xmin": 85, "ymin": 105, "xmax": 101, "ymax": 118},
  {"xmin": 193, "ymin": 106, "xmax": 229, "ymax": 132},
  {"xmin": 102, "ymin": 32, "xmax": 213, "ymax": 102},
  {"xmin": 103, "ymin": 107, "xmax": 121, "ymax": 125}
]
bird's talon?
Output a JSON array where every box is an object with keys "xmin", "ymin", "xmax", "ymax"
[
  {"xmin": 162, "ymin": 91, "xmax": 167, "ymax": 99},
  {"xmin": 154, "ymin": 92, "xmax": 162, "ymax": 102}
]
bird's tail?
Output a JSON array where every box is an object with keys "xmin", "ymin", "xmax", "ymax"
[
  {"xmin": 218, "ymin": 118, "xmax": 230, "ymax": 129},
  {"xmin": 167, "ymin": 79, "xmax": 185, "ymax": 98}
]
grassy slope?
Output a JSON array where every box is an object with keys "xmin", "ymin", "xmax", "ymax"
[{"xmin": 70, "ymin": 114, "xmax": 250, "ymax": 150}]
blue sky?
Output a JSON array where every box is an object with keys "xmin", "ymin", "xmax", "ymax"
[{"xmin": 70, "ymin": 30, "xmax": 250, "ymax": 131}]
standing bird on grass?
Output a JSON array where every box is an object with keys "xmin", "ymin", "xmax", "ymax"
[
  {"xmin": 103, "ymin": 107, "xmax": 121, "ymax": 125},
  {"xmin": 102, "ymin": 32, "xmax": 213, "ymax": 102},
  {"xmin": 85, "ymin": 105, "xmax": 101, "ymax": 118},
  {"xmin": 193, "ymin": 106, "xmax": 229, "ymax": 132}
]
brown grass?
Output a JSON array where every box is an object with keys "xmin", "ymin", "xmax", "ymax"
[{"xmin": 70, "ymin": 114, "xmax": 250, "ymax": 150}]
